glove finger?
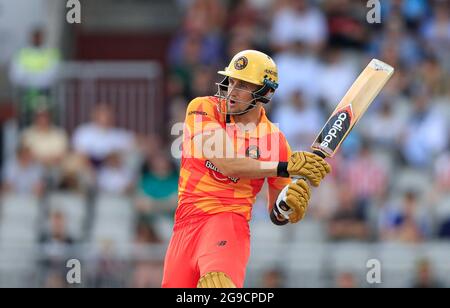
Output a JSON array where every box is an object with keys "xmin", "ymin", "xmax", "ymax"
[
  {"xmin": 288, "ymin": 152, "xmax": 330, "ymax": 186},
  {"xmin": 286, "ymin": 186, "xmax": 305, "ymax": 200},
  {"xmin": 295, "ymin": 180, "xmax": 311, "ymax": 198},
  {"xmin": 300, "ymin": 167, "xmax": 321, "ymax": 187},
  {"xmin": 305, "ymin": 152, "xmax": 332, "ymax": 175},
  {"xmin": 288, "ymin": 152, "xmax": 306, "ymax": 172},
  {"xmin": 287, "ymin": 181, "xmax": 311, "ymax": 200},
  {"xmin": 308, "ymin": 159, "xmax": 327, "ymax": 180},
  {"xmin": 286, "ymin": 192, "xmax": 310, "ymax": 223}
]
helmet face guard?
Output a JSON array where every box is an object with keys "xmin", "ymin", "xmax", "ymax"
[{"xmin": 214, "ymin": 76, "xmax": 278, "ymax": 116}]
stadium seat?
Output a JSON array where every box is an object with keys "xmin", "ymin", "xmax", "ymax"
[
  {"xmin": 0, "ymin": 194, "xmax": 40, "ymax": 225},
  {"xmin": 434, "ymin": 195, "xmax": 450, "ymax": 224},
  {"xmin": 394, "ymin": 168, "xmax": 432, "ymax": 195},
  {"xmin": 329, "ymin": 242, "xmax": 372, "ymax": 272},
  {"xmin": 91, "ymin": 194, "xmax": 134, "ymax": 247},
  {"xmin": 423, "ymin": 242, "xmax": 450, "ymax": 286},
  {"xmin": 0, "ymin": 195, "xmax": 40, "ymax": 244},
  {"xmin": 284, "ymin": 243, "xmax": 327, "ymax": 287},
  {"xmin": 289, "ymin": 219, "xmax": 326, "ymax": 243},
  {"xmin": 250, "ymin": 220, "xmax": 290, "ymax": 245},
  {"xmin": 377, "ymin": 243, "xmax": 422, "ymax": 287},
  {"xmin": 0, "ymin": 242, "xmax": 38, "ymax": 287},
  {"xmin": 152, "ymin": 217, "xmax": 174, "ymax": 242}
]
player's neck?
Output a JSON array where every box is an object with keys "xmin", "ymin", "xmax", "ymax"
[{"xmin": 232, "ymin": 106, "xmax": 262, "ymax": 127}]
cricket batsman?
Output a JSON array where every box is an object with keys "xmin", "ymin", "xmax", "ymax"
[{"xmin": 162, "ymin": 50, "xmax": 331, "ymax": 288}]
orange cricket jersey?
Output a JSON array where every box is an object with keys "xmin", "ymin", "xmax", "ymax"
[{"xmin": 176, "ymin": 96, "xmax": 292, "ymax": 222}]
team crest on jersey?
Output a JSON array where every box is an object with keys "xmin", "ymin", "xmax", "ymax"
[
  {"xmin": 234, "ymin": 56, "xmax": 248, "ymax": 70},
  {"xmin": 246, "ymin": 145, "xmax": 260, "ymax": 159}
]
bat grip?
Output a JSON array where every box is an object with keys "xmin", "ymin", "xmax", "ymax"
[{"xmin": 312, "ymin": 150, "xmax": 326, "ymax": 159}]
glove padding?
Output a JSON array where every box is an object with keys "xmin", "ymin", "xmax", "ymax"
[
  {"xmin": 275, "ymin": 179, "xmax": 311, "ymax": 224},
  {"xmin": 287, "ymin": 151, "xmax": 331, "ymax": 187}
]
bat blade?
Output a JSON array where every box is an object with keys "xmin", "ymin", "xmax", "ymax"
[{"xmin": 311, "ymin": 59, "xmax": 394, "ymax": 157}]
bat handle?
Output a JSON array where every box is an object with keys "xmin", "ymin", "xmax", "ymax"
[{"xmin": 312, "ymin": 150, "xmax": 326, "ymax": 159}]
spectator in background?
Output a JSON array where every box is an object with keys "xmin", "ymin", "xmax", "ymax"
[
  {"xmin": 130, "ymin": 260, "xmax": 164, "ymax": 288},
  {"xmin": 225, "ymin": 0, "xmax": 260, "ymax": 56},
  {"xmin": 335, "ymin": 271, "xmax": 357, "ymax": 288},
  {"xmin": 135, "ymin": 151, "xmax": 178, "ymax": 223},
  {"xmin": 1, "ymin": 144, "xmax": 44, "ymax": 196},
  {"xmin": 431, "ymin": 144, "xmax": 450, "ymax": 239},
  {"xmin": 369, "ymin": 17, "xmax": 423, "ymax": 67},
  {"xmin": 169, "ymin": 0, "xmax": 226, "ymax": 96},
  {"xmin": 39, "ymin": 211, "xmax": 74, "ymax": 288},
  {"xmin": 398, "ymin": 0, "xmax": 429, "ymax": 30},
  {"xmin": 21, "ymin": 106, "xmax": 68, "ymax": 166},
  {"xmin": 309, "ymin": 175, "xmax": 340, "ymax": 221},
  {"xmin": 270, "ymin": 0, "xmax": 328, "ymax": 52},
  {"xmin": 316, "ymin": 47, "xmax": 357, "ymax": 112},
  {"xmin": 324, "ymin": 0, "xmax": 368, "ymax": 50},
  {"xmin": 433, "ymin": 148, "xmax": 450, "ymax": 193},
  {"xmin": 169, "ymin": 34, "xmax": 206, "ymax": 99},
  {"xmin": 9, "ymin": 28, "xmax": 60, "ymax": 125},
  {"xmin": 342, "ymin": 141, "xmax": 389, "ymax": 203},
  {"xmin": 273, "ymin": 40, "xmax": 321, "ymax": 105},
  {"xmin": 411, "ymin": 259, "xmax": 442, "ymax": 288},
  {"xmin": 260, "ymin": 267, "xmax": 286, "ymax": 288},
  {"xmin": 415, "ymin": 55, "xmax": 449, "ymax": 97},
  {"xmin": 188, "ymin": 0, "xmax": 227, "ymax": 28},
  {"xmin": 272, "ymin": 90, "xmax": 323, "ymax": 151},
  {"xmin": 57, "ymin": 153, "xmax": 93, "ymax": 193},
  {"xmin": 72, "ymin": 104, "xmax": 135, "ymax": 170},
  {"xmin": 190, "ymin": 65, "xmax": 215, "ymax": 99},
  {"xmin": 134, "ymin": 221, "xmax": 161, "ymax": 245},
  {"xmin": 421, "ymin": 1, "xmax": 450, "ymax": 68},
  {"xmin": 97, "ymin": 152, "xmax": 134, "ymax": 195},
  {"xmin": 361, "ymin": 98, "xmax": 405, "ymax": 150},
  {"xmin": 225, "ymin": 33, "xmax": 254, "ymax": 64},
  {"xmin": 93, "ymin": 240, "xmax": 126, "ymax": 288},
  {"xmin": 129, "ymin": 222, "xmax": 163, "ymax": 288},
  {"xmin": 379, "ymin": 190, "xmax": 431, "ymax": 243},
  {"xmin": 401, "ymin": 90, "xmax": 447, "ymax": 168},
  {"xmin": 327, "ymin": 183, "xmax": 370, "ymax": 241},
  {"xmin": 226, "ymin": 0, "xmax": 260, "ymax": 32},
  {"xmin": 437, "ymin": 217, "xmax": 450, "ymax": 239},
  {"xmin": 40, "ymin": 211, "xmax": 74, "ymax": 246}
]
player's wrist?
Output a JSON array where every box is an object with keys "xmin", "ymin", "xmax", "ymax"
[{"xmin": 276, "ymin": 162, "xmax": 289, "ymax": 178}]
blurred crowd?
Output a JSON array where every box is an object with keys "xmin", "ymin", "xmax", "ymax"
[
  {"xmin": 1, "ymin": 102, "xmax": 178, "ymax": 287},
  {"xmin": 0, "ymin": 0, "xmax": 449, "ymax": 287}
]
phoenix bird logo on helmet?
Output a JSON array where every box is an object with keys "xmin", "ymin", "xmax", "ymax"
[{"xmin": 234, "ymin": 56, "xmax": 248, "ymax": 70}]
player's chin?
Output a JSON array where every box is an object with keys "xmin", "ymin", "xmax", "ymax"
[
  {"xmin": 229, "ymin": 101, "xmax": 250, "ymax": 114},
  {"xmin": 228, "ymin": 101, "xmax": 240, "ymax": 113}
]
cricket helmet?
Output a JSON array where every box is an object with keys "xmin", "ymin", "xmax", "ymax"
[{"xmin": 215, "ymin": 50, "xmax": 279, "ymax": 115}]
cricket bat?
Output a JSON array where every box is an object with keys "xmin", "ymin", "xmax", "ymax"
[
  {"xmin": 272, "ymin": 59, "xmax": 394, "ymax": 224},
  {"xmin": 311, "ymin": 59, "xmax": 395, "ymax": 158}
]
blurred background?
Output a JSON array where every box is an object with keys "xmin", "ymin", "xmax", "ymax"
[{"xmin": 0, "ymin": 0, "xmax": 449, "ymax": 288}]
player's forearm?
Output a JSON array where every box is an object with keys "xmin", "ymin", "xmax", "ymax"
[{"xmin": 209, "ymin": 157, "xmax": 279, "ymax": 179}]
